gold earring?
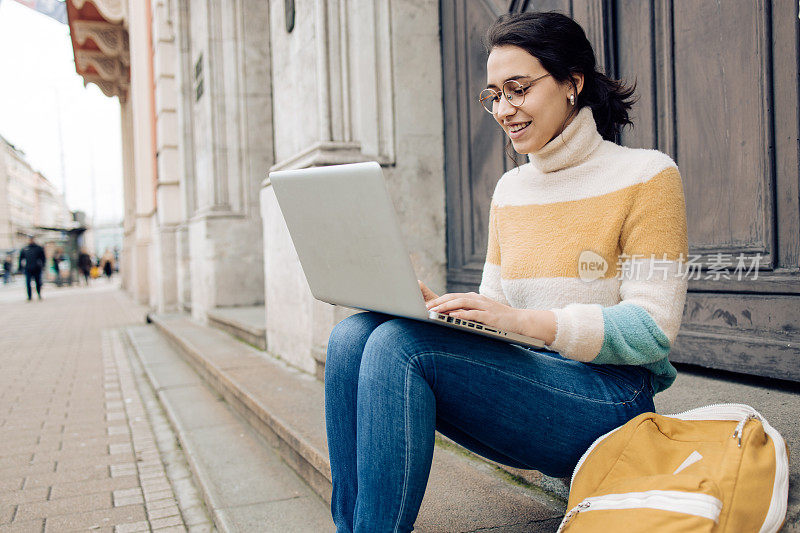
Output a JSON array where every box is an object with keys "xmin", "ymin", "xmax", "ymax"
[{"xmin": 569, "ymin": 94, "xmax": 575, "ymax": 105}]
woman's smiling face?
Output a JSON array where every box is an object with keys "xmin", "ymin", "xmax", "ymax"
[{"xmin": 485, "ymin": 45, "xmax": 583, "ymax": 154}]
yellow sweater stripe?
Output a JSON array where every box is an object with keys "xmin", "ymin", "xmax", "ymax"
[{"xmin": 488, "ymin": 167, "xmax": 688, "ymax": 281}]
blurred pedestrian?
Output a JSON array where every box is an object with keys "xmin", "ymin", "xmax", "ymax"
[
  {"xmin": 52, "ymin": 248, "xmax": 65, "ymax": 287},
  {"xmin": 18, "ymin": 236, "xmax": 45, "ymax": 301},
  {"xmin": 100, "ymin": 249, "xmax": 114, "ymax": 280},
  {"xmin": 2, "ymin": 254, "xmax": 12, "ymax": 284},
  {"xmin": 78, "ymin": 248, "xmax": 93, "ymax": 286}
]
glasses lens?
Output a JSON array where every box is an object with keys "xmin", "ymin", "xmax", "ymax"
[
  {"xmin": 479, "ymin": 89, "xmax": 499, "ymax": 113},
  {"xmin": 502, "ymin": 80, "xmax": 526, "ymax": 107}
]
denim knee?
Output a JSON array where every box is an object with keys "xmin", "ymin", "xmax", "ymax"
[
  {"xmin": 325, "ymin": 312, "xmax": 390, "ymax": 386},
  {"xmin": 358, "ymin": 319, "xmax": 432, "ymax": 385}
]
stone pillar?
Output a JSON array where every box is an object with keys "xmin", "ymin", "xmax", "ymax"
[
  {"xmin": 173, "ymin": 0, "xmax": 196, "ymax": 313},
  {"xmin": 185, "ymin": 0, "xmax": 271, "ymax": 322},
  {"xmin": 149, "ymin": 0, "xmax": 181, "ymax": 312},
  {"xmin": 127, "ymin": 0, "xmax": 157, "ymax": 305},
  {"xmin": 119, "ymin": 98, "xmax": 136, "ymax": 292},
  {"xmin": 261, "ymin": 0, "xmax": 446, "ymax": 375}
]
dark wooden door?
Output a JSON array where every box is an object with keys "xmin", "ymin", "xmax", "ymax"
[{"xmin": 441, "ymin": 0, "xmax": 800, "ymax": 380}]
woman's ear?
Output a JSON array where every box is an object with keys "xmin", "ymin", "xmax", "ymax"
[{"xmin": 571, "ymin": 73, "xmax": 585, "ymax": 96}]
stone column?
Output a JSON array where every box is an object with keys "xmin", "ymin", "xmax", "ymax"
[
  {"xmin": 173, "ymin": 0, "xmax": 196, "ymax": 313},
  {"xmin": 185, "ymin": 0, "xmax": 271, "ymax": 321},
  {"xmin": 261, "ymin": 0, "xmax": 446, "ymax": 375},
  {"xmin": 119, "ymin": 98, "xmax": 136, "ymax": 292},
  {"xmin": 127, "ymin": 0, "xmax": 157, "ymax": 305},
  {"xmin": 149, "ymin": 0, "xmax": 181, "ymax": 312}
]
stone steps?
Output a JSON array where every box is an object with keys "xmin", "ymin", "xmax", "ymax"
[
  {"xmin": 146, "ymin": 312, "xmax": 567, "ymax": 532},
  {"xmin": 124, "ymin": 324, "xmax": 332, "ymax": 531},
  {"xmin": 206, "ymin": 306, "xmax": 267, "ymax": 351},
  {"xmin": 143, "ymin": 311, "xmax": 800, "ymax": 532}
]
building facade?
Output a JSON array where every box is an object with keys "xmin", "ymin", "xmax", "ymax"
[
  {"xmin": 0, "ymin": 136, "xmax": 73, "ymax": 256},
  {"xmin": 67, "ymin": 0, "xmax": 800, "ymax": 382}
]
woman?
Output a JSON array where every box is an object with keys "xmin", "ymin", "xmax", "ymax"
[
  {"xmin": 101, "ymin": 249, "xmax": 114, "ymax": 280},
  {"xmin": 325, "ymin": 11, "xmax": 688, "ymax": 532},
  {"xmin": 78, "ymin": 248, "xmax": 93, "ymax": 285}
]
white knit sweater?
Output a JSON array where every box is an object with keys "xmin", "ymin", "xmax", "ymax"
[{"xmin": 478, "ymin": 106, "xmax": 689, "ymax": 393}]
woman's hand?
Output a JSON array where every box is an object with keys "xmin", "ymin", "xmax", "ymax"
[{"xmin": 425, "ymin": 290, "xmax": 557, "ymax": 345}]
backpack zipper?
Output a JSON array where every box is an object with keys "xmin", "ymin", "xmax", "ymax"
[
  {"xmin": 556, "ymin": 490, "xmax": 723, "ymax": 532},
  {"xmin": 567, "ymin": 403, "xmax": 789, "ymax": 533}
]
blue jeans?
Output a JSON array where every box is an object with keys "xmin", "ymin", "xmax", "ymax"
[{"xmin": 324, "ymin": 311, "xmax": 656, "ymax": 532}]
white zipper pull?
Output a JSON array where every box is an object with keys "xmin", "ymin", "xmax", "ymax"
[
  {"xmin": 556, "ymin": 501, "xmax": 591, "ymax": 533},
  {"xmin": 732, "ymin": 413, "xmax": 761, "ymax": 447}
]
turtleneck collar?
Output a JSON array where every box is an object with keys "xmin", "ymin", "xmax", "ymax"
[{"xmin": 526, "ymin": 106, "xmax": 604, "ymax": 174}]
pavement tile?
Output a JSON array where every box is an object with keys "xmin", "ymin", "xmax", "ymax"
[
  {"xmin": 0, "ymin": 479, "xmax": 23, "ymax": 492},
  {"xmin": 0, "ymin": 462, "xmax": 55, "ymax": 480},
  {"xmin": 110, "ymin": 464, "xmax": 137, "ymax": 478},
  {"xmin": 15, "ymin": 492, "xmax": 112, "ymax": 521},
  {"xmin": 0, "ymin": 455, "xmax": 34, "ymax": 470},
  {"xmin": 113, "ymin": 496, "xmax": 144, "ymax": 507},
  {"xmin": 0, "ymin": 487, "xmax": 48, "ymax": 505},
  {"xmin": 147, "ymin": 504, "xmax": 180, "ymax": 520},
  {"xmin": 0, "ymin": 437, "xmax": 38, "ymax": 450},
  {"xmin": 142, "ymin": 481, "xmax": 171, "ymax": 494},
  {"xmin": 0, "ymin": 443, "xmax": 60, "ymax": 459},
  {"xmin": 55, "ymin": 453, "xmax": 136, "ymax": 472},
  {"xmin": 49, "ymin": 475, "xmax": 140, "ymax": 500},
  {"xmin": 61, "ymin": 428, "xmax": 115, "ymax": 441},
  {"xmin": 23, "ymin": 462, "xmax": 110, "ymax": 488},
  {"xmin": 146, "ymin": 498, "xmax": 178, "ymax": 511},
  {"xmin": 113, "ymin": 521, "xmax": 149, "ymax": 533},
  {"xmin": 32, "ymin": 445, "xmax": 115, "ymax": 463},
  {"xmin": 149, "ymin": 515, "xmax": 182, "ymax": 529},
  {"xmin": 43, "ymin": 505, "xmax": 147, "ymax": 532},
  {"xmin": 186, "ymin": 524, "xmax": 213, "ymax": 533},
  {"xmin": 0, "ymin": 518, "xmax": 44, "ymax": 533},
  {"xmin": 60, "ymin": 435, "xmax": 129, "ymax": 449},
  {"xmin": 0, "ymin": 430, "xmax": 47, "ymax": 445},
  {"xmin": 0, "ymin": 506, "xmax": 14, "ymax": 525},
  {"xmin": 112, "ymin": 488, "xmax": 144, "ymax": 508},
  {"xmin": 143, "ymin": 489, "xmax": 173, "ymax": 502}
]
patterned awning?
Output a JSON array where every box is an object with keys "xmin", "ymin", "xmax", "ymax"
[{"xmin": 66, "ymin": 0, "xmax": 129, "ymax": 102}]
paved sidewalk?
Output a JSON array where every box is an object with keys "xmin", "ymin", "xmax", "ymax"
[{"xmin": 0, "ymin": 282, "xmax": 201, "ymax": 532}]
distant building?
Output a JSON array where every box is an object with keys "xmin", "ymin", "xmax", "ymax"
[
  {"xmin": 93, "ymin": 221, "xmax": 123, "ymax": 258},
  {"xmin": 0, "ymin": 135, "xmax": 72, "ymax": 251},
  {"xmin": 0, "ymin": 135, "xmax": 78, "ymax": 282}
]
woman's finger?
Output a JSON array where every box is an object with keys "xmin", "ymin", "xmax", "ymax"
[
  {"xmin": 425, "ymin": 292, "xmax": 464, "ymax": 309},
  {"xmin": 430, "ymin": 296, "xmax": 485, "ymax": 313}
]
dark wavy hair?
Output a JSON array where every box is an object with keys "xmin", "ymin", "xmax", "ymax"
[{"xmin": 484, "ymin": 11, "xmax": 637, "ymax": 142}]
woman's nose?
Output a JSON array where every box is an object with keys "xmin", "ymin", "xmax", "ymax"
[{"xmin": 495, "ymin": 94, "xmax": 516, "ymax": 119}]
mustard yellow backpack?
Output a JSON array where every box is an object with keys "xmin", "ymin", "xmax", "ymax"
[{"xmin": 557, "ymin": 404, "xmax": 789, "ymax": 532}]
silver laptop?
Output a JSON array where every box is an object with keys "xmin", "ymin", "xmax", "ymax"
[{"xmin": 268, "ymin": 161, "xmax": 546, "ymax": 349}]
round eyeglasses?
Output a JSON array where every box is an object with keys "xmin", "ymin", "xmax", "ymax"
[{"xmin": 478, "ymin": 74, "xmax": 551, "ymax": 114}]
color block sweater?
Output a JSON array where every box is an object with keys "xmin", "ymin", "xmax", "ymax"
[{"xmin": 478, "ymin": 106, "xmax": 689, "ymax": 394}]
